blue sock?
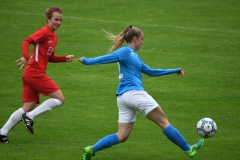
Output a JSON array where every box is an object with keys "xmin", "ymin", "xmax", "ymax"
[
  {"xmin": 93, "ymin": 134, "xmax": 119, "ymax": 153},
  {"xmin": 163, "ymin": 124, "xmax": 190, "ymax": 152}
]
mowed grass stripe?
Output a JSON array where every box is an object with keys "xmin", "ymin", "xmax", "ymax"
[{"xmin": 1, "ymin": 10, "xmax": 239, "ymax": 34}]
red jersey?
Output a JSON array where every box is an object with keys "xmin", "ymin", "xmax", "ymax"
[{"xmin": 23, "ymin": 25, "xmax": 65, "ymax": 77}]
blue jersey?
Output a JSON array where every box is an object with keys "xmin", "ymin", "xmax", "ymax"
[{"xmin": 81, "ymin": 46, "xmax": 180, "ymax": 96}]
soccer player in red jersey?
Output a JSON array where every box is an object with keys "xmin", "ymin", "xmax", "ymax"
[{"xmin": 0, "ymin": 6, "xmax": 74, "ymax": 143}]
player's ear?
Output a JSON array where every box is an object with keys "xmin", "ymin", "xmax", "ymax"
[
  {"xmin": 133, "ymin": 36, "xmax": 138, "ymax": 43},
  {"xmin": 46, "ymin": 17, "xmax": 50, "ymax": 23}
]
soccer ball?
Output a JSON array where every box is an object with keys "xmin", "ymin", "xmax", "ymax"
[{"xmin": 196, "ymin": 118, "xmax": 217, "ymax": 138}]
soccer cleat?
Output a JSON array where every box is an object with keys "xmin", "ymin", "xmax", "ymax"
[
  {"xmin": 82, "ymin": 146, "xmax": 95, "ymax": 160},
  {"xmin": 187, "ymin": 139, "xmax": 204, "ymax": 157},
  {"xmin": 0, "ymin": 134, "xmax": 9, "ymax": 143},
  {"xmin": 21, "ymin": 113, "xmax": 34, "ymax": 134}
]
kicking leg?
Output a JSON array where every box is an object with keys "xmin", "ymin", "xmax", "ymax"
[{"xmin": 146, "ymin": 106, "xmax": 204, "ymax": 157}]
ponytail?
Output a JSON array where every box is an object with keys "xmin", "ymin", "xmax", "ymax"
[{"xmin": 103, "ymin": 25, "xmax": 141, "ymax": 52}]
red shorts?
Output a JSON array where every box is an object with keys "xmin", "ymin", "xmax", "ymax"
[{"xmin": 22, "ymin": 75, "xmax": 60, "ymax": 103}]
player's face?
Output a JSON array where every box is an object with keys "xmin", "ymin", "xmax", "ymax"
[
  {"xmin": 47, "ymin": 12, "xmax": 63, "ymax": 32},
  {"xmin": 134, "ymin": 33, "xmax": 144, "ymax": 51}
]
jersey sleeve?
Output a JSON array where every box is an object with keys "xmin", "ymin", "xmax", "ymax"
[
  {"xmin": 81, "ymin": 46, "xmax": 132, "ymax": 65},
  {"xmin": 141, "ymin": 60, "xmax": 180, "ymax": 76},
  {"xmin": 21, "ymin": 37, "xmax": 34, "ymax": 60},
  {"xmin": 49, "ymin": 55, "xmax": 66, "ymax": 62},
  {"xmin": 81, "ymin": 52, "xmax": 119, "ymax": 65}
]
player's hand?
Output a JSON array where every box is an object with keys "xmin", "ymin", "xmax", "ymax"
[
  {"xmin": 66, "ymin": 55, "xmax": 74, "ymax": 62},
  {"xmin": 15, "ymin": 57, "xmax": 27, "ymax": 69},
  {"xmin": 76, "ymin": 58, "xmax": 83, "ymax": 63},
  {"xmin": 177, "ymin": 68, "xmax": 184, "ymax": 77}
]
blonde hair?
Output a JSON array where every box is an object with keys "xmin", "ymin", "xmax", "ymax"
[
  {"xmin": 45, "ymin": 6, "xmax": 62, "ymax": 22},
  {"xmin": 103, "ymin": 25, "xmax": 143, "ymax": 52}
]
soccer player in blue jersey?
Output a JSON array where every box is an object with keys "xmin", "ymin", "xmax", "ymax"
[{"xmin": 77, "ymin": 25, "xmax": 204, "ymax": 159}]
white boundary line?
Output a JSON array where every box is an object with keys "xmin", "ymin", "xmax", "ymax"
[{"xmin": 1, "ymin": 10, "xmax": 239, "ymax": 34}]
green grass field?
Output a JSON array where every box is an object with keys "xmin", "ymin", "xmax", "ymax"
[{"xmin": 0, "ymin": 0, "xmax": 240, "ymax": 159}]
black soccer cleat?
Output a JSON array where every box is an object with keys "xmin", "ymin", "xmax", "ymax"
[
  {"xmin": 0, "ymin": 134, "xmax": 9, "ymax": 143},
  {"xmin": 21, "ymin": 113, "xmax": 34, "ymax": 134}
]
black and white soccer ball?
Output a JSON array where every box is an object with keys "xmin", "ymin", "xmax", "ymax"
[{"xmin": 196, "ymin": 118, "xmax": 217, "ymax": 138}]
